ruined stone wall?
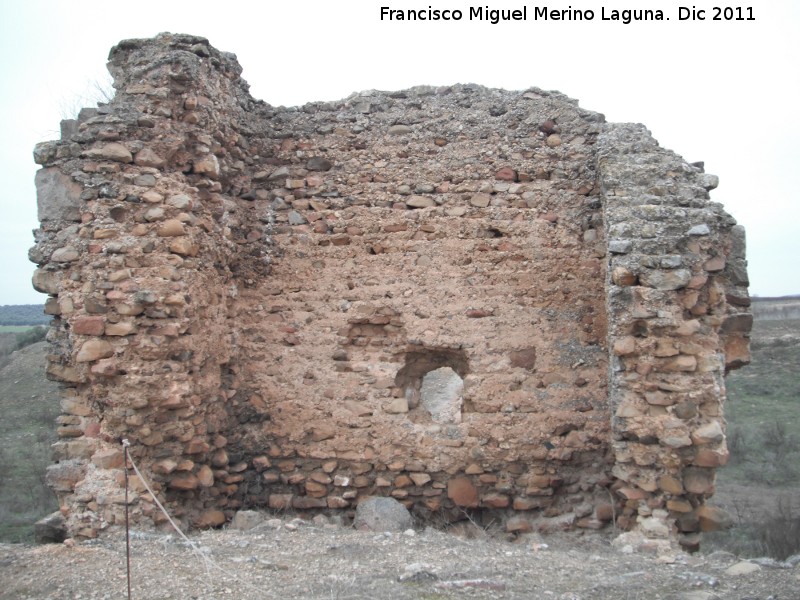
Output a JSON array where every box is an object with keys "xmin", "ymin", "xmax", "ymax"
[
  {"xmin": 32, "ymin": 34, "xmax": 274, "ymax": 535},
  {"xmin": 599, "ymin": 125, "xmax": 751, "ymax": 549},
  {"xmin": 227, "ymin": 83, "xmax": 612, "ymax": 525},
  {"xmin": 31, "ymin": 33, "xmax": 749, "ymax": 544}
]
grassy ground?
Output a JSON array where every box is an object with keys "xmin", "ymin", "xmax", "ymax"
[
  {"xmin": 0, "ymin": 341, "xmax": 61, "ymax": 542},
  {"xmin": 723, "ymin": 318, "xmax": 800, "ymax": 486},
  {"xmin": 0, "ymin": 327, "xmax": 47, "ymax": 371},
  {"xmin": 704, "ymin": 317, "xmax": 800, "ymax": 559},
  {"xmin": 0, "ymin": 326, "xmax": 39, "ymax": 333}
]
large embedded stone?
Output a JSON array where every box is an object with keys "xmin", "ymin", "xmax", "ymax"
[
  {"xmin": 696, "ymin": 505, "xmax": 732, "ymax": 531},
  {"xmin": 193, "ymin": 154, "xmax": 220, "ymax": 178},
  {"xmin": 693, "ymin": 448, "xmax": 729, "ymax": 467},
  {"xmin": 76, "ymin": 340, "xmax": 114, "ymax": 363},
  {"xmin": 231, "ymin": 510, "xmax": 264, "ymax": 531},
  {"xmin": 495, "ymin": 167, "xmax": 517, "ymax": 181},
  {"xmin": 687, "ymin": 224, "xmax": 710, "ymax": 236},
  {"xmin": 354, "ymin": 496, "xmax": 412, "ymax": 531},
  {"xmin": 612, "ymin": 267, "xmax": 637, "ymax": 286},
  {"xmin": 91, "ymin": 449, "xmax": 124, "ymax": 469},
  {"xmin": 660, "ymin": 355, "xmax": 697, "ymax": 372},
  {"xmin": 45, "ymin": 462, "xmax": 86, "ymax": 493},
  {"xmin": 608, "ymin": 240, "xmax": 632, "ymax": 254},
  {"xmin": 704, "ymin": 255, "xmax": 726, "ymax": 272},
  {"xmin": 51, "ymin": 247, "xmax": 79, "ymax": 262},
  {"xmin": 105, "ymin": 321, "xmax": 136, "ymax": 336},
  {"xmin": 157, "ymin": 219, "xmax": 186, "ymax": 237},
  {"xmin": 419, "ymin": 367, "xmax": 463, "ymax": 424},
  {"xmin": 72, "ymin": 316, "xmax": 105, "ymax": 336},
  {"xmin": 658, "ymin": 475, "xmax": 684, "ymax": 494},
  {"xmin": 470, "ymin": 193, "xmax": 491, "ymax": 208},
  {"xmin": 640, "ymin": 269, "xmax": 691, "ymax": 290},
  {"xmin": 167, "ymin": 194, "xmax": 192, "ymax": 209},
  {"xmin": 84, "ymin": 143, "xmax": 132, "ymax": 163},
  {"xmin": 447, "ymin": 477, "xmax": 478, "ymax": 508},
  {"xmin": 32, "ymin": 269, "xmax": 61, "ymax": 295},
  {"xmin": 509, "ymin": 347, "xmax": 536, "ymax": 370},
  {"xmin": 293, "ymin": 496, "xmax": 328, "ymax": 509},
  {"xmin": 306, "ymin": 156, "xmax": 333, "ymax": 171},
  {"xmin": 691, "ymin": 421, "xmax": 724, "ymax": 445},
  {"xmin": 482, "ymin": 493, "xmax": 510, "ymax": 508},
  {"xmin": 169, "ymin": 238, "xmax": 198, "ymax": 256},
  {"xmin": 46, "ymin": 363, "xmax": 82, "ymax": 383},
  {"xmin": 152, "ymin": 459, "xmax": 178, "ymax": 475},
  {"xmin": 683, "ymin": 467, "xmax": 714, "ymax": 494},
  {"xmin": 546, "ymin": 134, "xmax": 562, "ymax": 147},
  {"xmin": 194, "ymin": 509, "xmax": 226, "ymax": 528},
  {"xmin": 639, "ymin": 516, "xmax": 670, "ymax": 538},
  {"xmin": 144, "ymin": 207, "xmax": 165, "ymax": 222},
  {"xmin": 384, "ymin": 398, "xmax": 409, "ymax": 414},
  {"xmin": 612, "ymin": 337, "xmax": 636, "ymax": 356},
  {"xmin": 197, "ymin": 465, "xmax": 214, "ymax": 487},
  {"xmin": 409, "ymin": 473, "xmax": 431, "ymax": 486},
  {"xmin": 406, "ymin": 195, "xmax": 435, "ymax": 208},
  {"xmin": 134, "ymin": 147, "xmax": 166, "ymax": 168},
  {"xmin": 169, "ymin": 473, "xmax": 200, "ymax": 490}
]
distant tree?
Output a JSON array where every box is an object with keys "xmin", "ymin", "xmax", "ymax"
[
  {"xmin": 15, "ymin": 326, "xmax": 47, "ymax": 349},
  {"xmin": 0, "ymin": 305, "xmax": 50, "ymax": 326}
]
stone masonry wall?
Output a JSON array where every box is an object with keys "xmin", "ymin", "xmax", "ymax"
[
  {"xmin": 31, "ymin": 34, "xmax": 749, "ymax": 545},
  {"xmin": 599, "ymin": 125, "xmax": 751, "ymax": 550}
]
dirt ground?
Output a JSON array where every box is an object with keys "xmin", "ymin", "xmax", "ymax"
[{"xmin": 1, "ymin": 516, "xmax": 798, "ymax": 600}]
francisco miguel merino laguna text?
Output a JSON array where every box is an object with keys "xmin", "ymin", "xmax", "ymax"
[{"xmin": 380, "ymin": 6, "xmax": 672, "ymax": 25}]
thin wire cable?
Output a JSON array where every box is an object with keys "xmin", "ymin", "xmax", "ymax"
[
  {"xmin": 123, "ymin": 440, "xmax": 132, "ymax": 600},
  {"xmin": 121, "ymin": 440, "xmax": 266, "ymax": 596}
]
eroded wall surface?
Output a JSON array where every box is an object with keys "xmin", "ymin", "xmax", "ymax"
[
  {"xmin": 227, "ymin": 92, "xmax": 611, "ymax": 523},
  {"xmin": 30, "ymin": 34, "xmax": 748, "ymax": 545},
  {"xmin": 599, "ymin": 125, "xmax": 751, "ymax": 548}
]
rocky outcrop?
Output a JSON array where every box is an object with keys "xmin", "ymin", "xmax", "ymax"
[{"xmin": 30, "ymin": 33, "xmax": 749, "ymax": 546}]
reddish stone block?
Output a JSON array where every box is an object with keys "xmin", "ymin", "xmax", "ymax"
[
  {"xmin": 193, "ymin": 510, "xmax": 226, "ymax": 528},
  {"xmin": 509, "ymin": 347, "xmax": 536, "ymax": 370},
  {"xmin": 447, "ymin": 477, "xmax": 478, "ymax": 508},
  {"xmin": 72, "ymin": 316, "xmax": 105, "ymax": 336},
  {"xmin": 169, "ymin": 473, "xmax": 199, "ymax": 490},
  {"xmin": 482, "ymin": 493, "xmax": 510, "ymax": 508},
  {"xmin": 495, "ymin": 167, "xmax": 517, "ymax": 181}
]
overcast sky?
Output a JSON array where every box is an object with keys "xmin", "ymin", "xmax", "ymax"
[{"xmin": 0, "ymin": 0, "xmax": 797, "ymax": 305}]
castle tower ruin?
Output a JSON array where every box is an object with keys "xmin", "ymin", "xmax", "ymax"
[{"xmin": 31, "ymin": 33, "xmax": 750, "ymax": 548}]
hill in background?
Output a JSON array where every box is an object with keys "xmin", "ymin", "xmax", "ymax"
[
  {"xmin": 0, "ymin": 341, "xmax": 61, "ymax": 541},
  {"xmin": 751, "ymin": 295, "xmax": 800, "ymax": 320},
  {"xmin": 0, "ymin": 304, "xmax": 50, "ymax": 327}
]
